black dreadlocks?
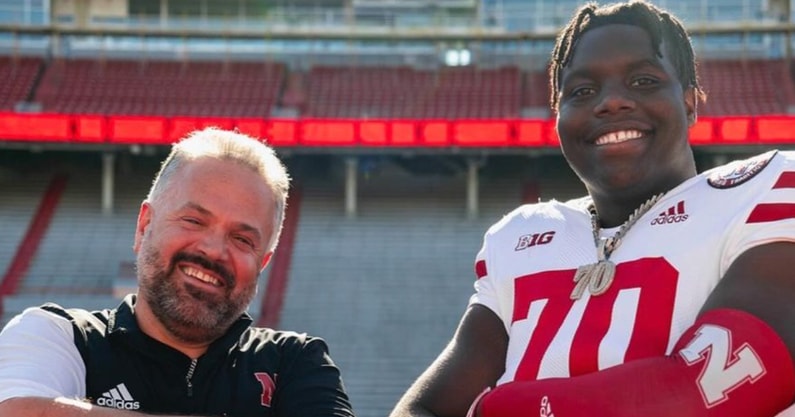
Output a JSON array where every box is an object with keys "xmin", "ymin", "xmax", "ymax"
[{"xmin": 549, "ymin": 0, "xmax": 705, "ymax": 111}]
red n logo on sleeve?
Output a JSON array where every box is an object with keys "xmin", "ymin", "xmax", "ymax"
[{"xmin": 254, "ymin": 372, "xmax": 278, "ymax": 407}]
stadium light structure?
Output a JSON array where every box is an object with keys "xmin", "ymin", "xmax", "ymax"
[{"xmin": 444, "ymin": 48, "xmax": 471, "ymax": 66}]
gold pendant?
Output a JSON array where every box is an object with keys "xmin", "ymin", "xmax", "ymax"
[{"xmin": 570, "ymin": 260, "xmax": 616, "ymax": 300}]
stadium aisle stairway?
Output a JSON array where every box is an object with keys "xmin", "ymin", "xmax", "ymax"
[
  {"xmin": 0, "ymin": 173, "xmax": 68, "ymax": 296},
  {"xmin": 0, "ymin": 169, "xmax": 52, "ymax": 324}
]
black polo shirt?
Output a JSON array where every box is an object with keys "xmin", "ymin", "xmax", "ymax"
[{"xmin": 43, "ymin": 295, "xmax": 354, "ymax": 417}]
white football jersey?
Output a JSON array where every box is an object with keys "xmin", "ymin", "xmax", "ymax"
[{"xmin": 470, "ymin": 150, "xmax": 795, "ymax": 386}]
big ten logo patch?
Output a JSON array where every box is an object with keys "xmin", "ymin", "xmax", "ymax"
[{"xmin": 515, "ymin": 231, "xmax": 556, "ymax": 251}]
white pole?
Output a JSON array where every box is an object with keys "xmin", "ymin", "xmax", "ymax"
[
  {"xmin": 467, "ymin": 158, "xmax": 479, "ymax": 219},
  {"xmin": 345, "ymin": 156, "xmax": 357, "ymax": 218},
  {"xmin": 102, "ymin": 152, "xmax": 115, "ymax": 215}
]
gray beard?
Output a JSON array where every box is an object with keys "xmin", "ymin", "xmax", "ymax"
[{"xmin": 137, "ymin": 243, "xmax": 255, "ymax": 345}]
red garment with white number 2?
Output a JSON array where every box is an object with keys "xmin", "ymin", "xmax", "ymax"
[{"xmin": 470, "ymin": 150, "xmax": 795, "ymax": 386}]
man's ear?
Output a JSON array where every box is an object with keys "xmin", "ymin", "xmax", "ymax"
[
  {"xmin": 260, "ymin": 251, "xmax": 274, "ymax": 271},
  {"xmin": 685, "ymin": 87, "xmax": 697, "ymax": 126},
  {"xmin": 133, "ymin": 202, "xmax": 152, "ymax": 254}
]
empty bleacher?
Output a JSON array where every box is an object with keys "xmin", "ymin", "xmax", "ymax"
[
  {"xmin": 218, "ymin": 57, "xmax": 795, "ymax": 118},
  {"xmin": 278, "ymin": 155, "xmax": 583, "ymax": 417},
  {"xmin": 520, "ymin": 58, "xmax": 795, "ymax": 117},
  {"xmin": 5, "ymin": 50, "xmax": 795, "ymax": 415},
  {"xmin": 695, "ymin": 59, "xmax": 794, "ymax": 115},
  {"xmin": 0, "ymin": 167, "xmax": 51, "ymax": 287},
  {"xmin": 0, "ymin": 56, "xmax": 42, "ymax": 110},
  {"xmin": 0, "ymin": 153, "xmax": 148, "ymax": 325},
  {"xmin": 522, "ymin": 69, "xmax": 552, "ymax": 116},
  {"xmin": 8, "ymin": 53, "xmax": 795, "ymax": 120},
  {"xmin": 4, "ymin": 2, "xmax": 795, "ymax": 413},
  {"xmin": 34, "ymin": 58, "xmax": 286, "ymax": 117},
  {"xmin": 303, "ymin": 65, "xmax": 522, "ymax": 119},
  {"xmin": 19, "ymin": 161, "xmax": 143, "ymax": 296}
]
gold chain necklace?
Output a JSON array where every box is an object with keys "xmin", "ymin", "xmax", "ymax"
[{"xmin": 570, "ymin": 193, "xmax": 664, "ymax": 300}]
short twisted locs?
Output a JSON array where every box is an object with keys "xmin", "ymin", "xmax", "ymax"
[{"xmin": 549, "ymin": 0, "xmax": 706, "ymax": 111}]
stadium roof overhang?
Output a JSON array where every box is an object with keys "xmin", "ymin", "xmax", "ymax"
[{"xmin": 2, "ymin": 21, "xmax": 795, "ymax": 42}]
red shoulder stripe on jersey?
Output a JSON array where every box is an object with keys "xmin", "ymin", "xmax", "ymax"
[
  {"xmin": 475, "ymin": 260, "xmax": 488, "ymax": 279},
  {"xmin": 773, "ymin": 172, "xmax": 795, "ymax": 189},
  {"xmin": 746, "ymin": 203, "xmax": 795, "ymax": 224}
]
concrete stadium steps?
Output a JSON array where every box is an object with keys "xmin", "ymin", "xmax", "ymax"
[
  {"xmin": 1, "ymin": 153, "xmax": 152, "ymax": 325},
  {"xmin": 20, "ymin": 164, "xmax": 144, "ymax": 296},
  {"xmin": 0, "ymin": 172, "xmax": 51, "ymax": 282},
  {"xmin": 279, "ymin": 167, "xmax": 521, "ymax": 417},
  {"xmin": 10, "ymin": 153, "xmax": 157, "ymax": 301}
]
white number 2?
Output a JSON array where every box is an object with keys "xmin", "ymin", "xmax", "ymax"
[{"xmin": 679, "ymin": 324, "xmax": 766, "ymax": 406}]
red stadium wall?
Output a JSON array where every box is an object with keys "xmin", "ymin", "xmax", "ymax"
[{"xmin": 2, "ymin": 113, "xmax": 795, "ymax": 147}]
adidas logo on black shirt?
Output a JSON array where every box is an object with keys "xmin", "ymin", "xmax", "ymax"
[{"xmin": 96, "ymin": 383, "xmax": 140, "ymax": 410}]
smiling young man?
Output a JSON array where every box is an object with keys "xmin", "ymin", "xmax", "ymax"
[
  {"xmin": 0, "ymin": 128, "xmax": 355, "ymax": 417},
  {"xmin": 389, "ymin": 1, "xmax": 795, "ymax": 416}
]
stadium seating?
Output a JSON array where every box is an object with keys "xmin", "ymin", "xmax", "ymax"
[
  {"xmin": 523, "ymin": 69, "xmax": 552, "ymax": 114},
  {"xmin": 3, "ymin": 50, "xmax": 795, "ymax": 417},
  {"xmin": 0, "ymin": 153, "xmax": 146, "ymax": 325},
  {"xmin": 277, "ymin": 156, "xmax": 583, "ymax": 417},
  {"xmin": 697, "ymin": 59, "xmax": 794, "ymax": 115},
  {"xmin": 34, "ymin": 58, "xmax": 286, "ymax": 117},
  {"xmin": 18, "ymin": 170, "xmax": 140, "ymax": 297},
  {"xmin": 0, "ymin": 169, "xmax": 51, "ymax": 288},
  {"xmin": 521, "ymin": 59, "xmax": 795, "ymax": 117},
  {"xmin": 9, "ymin": 54, "xmax": 795, "ymax": 120},
  {"xmin": 302, "ymin": 65, "xmax": 522, "ymax": 119},
  {"xmin": 4, "ymin": 2, "xmax": 795, "ymax": 415},
  {"xmin": 0, "ymin": 56, "xmax": 43, "ymax": 110}
]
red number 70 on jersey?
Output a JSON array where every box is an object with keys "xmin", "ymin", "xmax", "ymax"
[
  {"xmin": 507, "ymin": 257, "xmax": 679, "ymax": 381},
  {"xmin": 505, "ymin": 257, "xmax": 766, "ymax": 408}
]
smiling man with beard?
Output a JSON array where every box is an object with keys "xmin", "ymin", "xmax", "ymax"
[{"xmin": 0, "ymin": 127, "xmax": 355, "ymax": 417}]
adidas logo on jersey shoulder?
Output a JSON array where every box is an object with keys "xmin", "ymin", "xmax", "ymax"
[
  {"xmin": 96, "ymin": 383, "xmax": 140, "ymax": 410},
  {"xmin": 650, "ymin": 200, "xmax": 689, "ymax": 226}
]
